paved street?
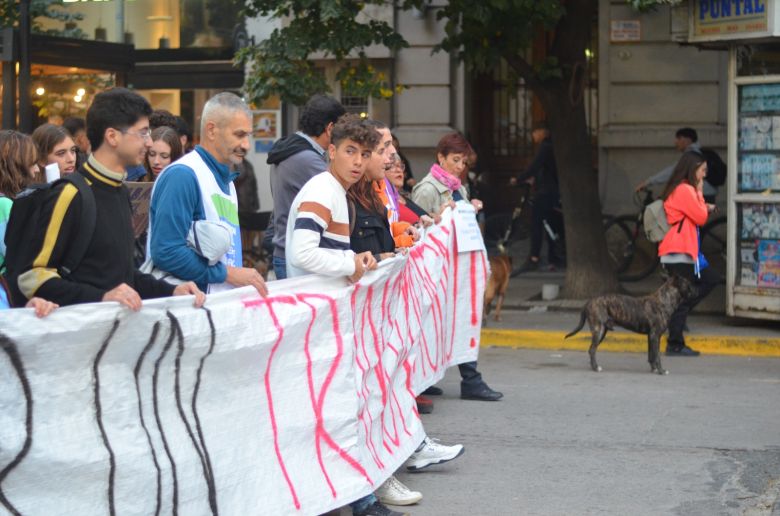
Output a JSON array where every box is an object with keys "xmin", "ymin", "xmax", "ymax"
[{"xmin": 390, "ymin": 346, "xmax": 780, "ymax": 516}]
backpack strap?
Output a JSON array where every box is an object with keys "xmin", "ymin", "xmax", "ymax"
[{"xmin": 59, "ymin": 173, "xmax": 97, "ymax": 277}]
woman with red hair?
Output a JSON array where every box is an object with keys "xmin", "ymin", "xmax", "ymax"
[{"xmin": 411, "ymin": 132, "xmax": 502, "ymax": 402}]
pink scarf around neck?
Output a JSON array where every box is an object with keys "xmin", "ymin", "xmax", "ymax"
[{"xmin": 430, "ymin": 163, "xmax": 462, "ymax": 191}]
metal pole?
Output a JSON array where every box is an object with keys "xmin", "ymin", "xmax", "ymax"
[
  {"xmin": 2, "ymin": 60, "xmax": 16, "ymax": 129},
  {"xmin": 19, "ymin": 0, "xmax": 32, "ymax": 132}
]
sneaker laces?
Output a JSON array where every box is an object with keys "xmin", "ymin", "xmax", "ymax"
[{"xmin": 384, "ymin": 475, "xmax": 408, "ymax": 493}]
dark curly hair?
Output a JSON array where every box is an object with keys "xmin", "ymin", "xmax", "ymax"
[
  {"xmin": 86, "ymin": 87, "xmax": 153, "ymax": 152},
  {"xmin": 299, "ymin": 94, "xmax": 346, "ymax": 137},
  {"xmin": 149, "ymin": 109, "xmax": 178, "ymax": 131},
  {"xmin": 330, "ymin": 113, "xmax": 380, "ymax": 150}
]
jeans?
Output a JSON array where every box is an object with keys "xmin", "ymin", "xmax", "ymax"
[
  {"xmin": 272, "ymin": 255, "xmax": 287, "ymax": 280},
  {"xmin": 350, "ymin": 493, "xmax": 378, "ymax": 513},
  {"xmin": 458, "ymin": 361, "xmax": 484, "ymax": 393},
  {"xmin": 662, "ymin": 262, "xmax": 718, "ymax": 345},
  {"xmin": 530, "ymin": 192, "xmax": 563, "ymax": 263}
]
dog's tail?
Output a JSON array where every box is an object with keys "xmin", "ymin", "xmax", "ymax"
[{"xmin": 564, "ymin": 308, "xmax": 587, "ymax": 339}]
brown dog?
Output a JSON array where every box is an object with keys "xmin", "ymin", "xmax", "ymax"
[
  {"xmin": 484, "ymin": 254, "xmax": 512, "ymax": 323},
  {"xmin": 564, "ymin": 274, "xmax": 697, "ymax": 375}
]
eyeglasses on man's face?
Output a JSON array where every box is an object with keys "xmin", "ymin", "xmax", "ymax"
[{"xmin": 119, "ymin": 127, "xmax": 152, "ymax": 140}]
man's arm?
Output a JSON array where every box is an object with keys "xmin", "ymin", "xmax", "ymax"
[
  {"xmin": 149, "ymin": 165, "xmax": 227, "ymax": 288},
  {"xmin": 17, "ymin": 184, "xmax": 106, "ymax": 305},
  {"xmin": 288, "ymin": 201, "xmax": 356, "ymax": 277}
]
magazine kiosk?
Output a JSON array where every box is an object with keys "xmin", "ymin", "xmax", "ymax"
[{"xmin": 687, "ymin": 0, "xmax": 780, "ymax": 320}]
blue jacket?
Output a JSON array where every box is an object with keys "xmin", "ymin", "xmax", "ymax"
[{"xmin": 149, "ymin": 146, "xmax": 239, "ymax": 290}]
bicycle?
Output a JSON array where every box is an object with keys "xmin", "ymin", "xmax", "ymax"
[
  {"xmin": 482, "ymin": 184, "xmax": 565, "ymax": 273},
  {"xmin": 603, "ymin": 188, "xmax": 727, "ymax": 282}
]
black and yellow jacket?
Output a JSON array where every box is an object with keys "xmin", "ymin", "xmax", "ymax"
[{"xmin": 16, "ymin": 155, "xmax": 175, "ymax": 306}]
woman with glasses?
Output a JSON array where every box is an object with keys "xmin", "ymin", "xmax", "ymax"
[{"xmin": 384, "ymin": 155, "xmax": 434, "ymax": 225}]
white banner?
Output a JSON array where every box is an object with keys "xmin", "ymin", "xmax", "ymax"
[{"xmin": 0, "ymin": 213, "xmax": 486, "ymax": 516}]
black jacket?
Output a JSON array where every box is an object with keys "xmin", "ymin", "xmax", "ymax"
[
  {"xmin": 517, "ymin": 137, "xmax": 559, "ymax": 195},
  {"xmin": 349, "ymin": 201, "xmax": 395, "ymax": 260},
  {"xmin": 14, "ymin": 160, "xmax": 175, "ymax": 306}
]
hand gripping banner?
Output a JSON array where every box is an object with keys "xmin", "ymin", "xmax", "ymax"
[{"xmin": 0, "ymin": 211, "xmax": 487, "ymax": 515}]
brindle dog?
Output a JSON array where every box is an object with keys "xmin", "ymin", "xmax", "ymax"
[{"xmin": 565, "ymin": 274, "xmax": 697, "ymax": 375}]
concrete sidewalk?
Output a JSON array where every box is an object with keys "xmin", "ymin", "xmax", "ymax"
[{"xmin": 481, "ymin": 268, "xmax": 780, "ymax": 358}]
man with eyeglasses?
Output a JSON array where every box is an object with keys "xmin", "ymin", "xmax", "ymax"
[
  {"xmin": 11, "ymin": 87, "xmax": 205, "ymax": 309},
  {"xmin": 146, "ymin": 92, "xmax": 268, "ymax": 296}
]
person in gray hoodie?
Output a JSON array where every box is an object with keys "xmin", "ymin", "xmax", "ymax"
[{"xmin": 267, "ymin": 95, "xmax": 345, "ymax": 279}]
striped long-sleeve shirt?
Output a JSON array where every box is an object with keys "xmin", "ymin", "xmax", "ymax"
[{"xmin": 285, "ymin": 171, "xmax": 356, "ymax": 278}]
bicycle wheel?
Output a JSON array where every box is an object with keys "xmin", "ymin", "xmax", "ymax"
[
  {"xmin": 700, "ymin": 216, "xmax": 727, "ymax": 284},
  {"xmin": 613, "ymin": 215, "xmax": 660, "ymax": 281},
  {"xmin": 602, "ymin": 216, "xmax": 633, "ymax": 274}
]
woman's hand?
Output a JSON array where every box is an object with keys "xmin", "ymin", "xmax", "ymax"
[
  {"xmin": 438, "ymin": 201, "xmax": 456, "ymax": 215},
  {"xmin": 418, "ymin": 214, "xmax": 434, "ymax": 228},
  {"xmin": 404, "ymin": 225, "xmax": 420, "ymax": 242},
  {"xmin": 471, "ymin": 198, "xmax": 484, "ymax": 213}
]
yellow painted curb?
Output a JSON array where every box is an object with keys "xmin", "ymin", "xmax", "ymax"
[{"xmin": 480, "ymin": 329, "xmax": 780, "ymax": 358}]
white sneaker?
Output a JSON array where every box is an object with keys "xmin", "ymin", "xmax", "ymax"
[
  {"xmin": 404, "ymin": 436, "xmax": 464, "ymax": 472},
  {"xmin": 375, "ymin": 475, "xmax": 422, "ymax": 506}
]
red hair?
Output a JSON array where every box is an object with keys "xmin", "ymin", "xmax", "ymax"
[{"xmin": 436, "ymin": 132, "xmax": 475, "ymax": 161}]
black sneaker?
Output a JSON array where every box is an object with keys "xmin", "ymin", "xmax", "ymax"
[
  {"xmin": 665, "ymin": 345, "xmax": 700, "ymax": 357},
  {"xmin": 353, "ymin": 500, "xmax": 408, "ymax": 516}
]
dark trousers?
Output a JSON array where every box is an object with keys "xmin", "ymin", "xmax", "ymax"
[
  {"xmin": 530, "ymin": 192, "xmax": 562, "ymax": 262},
  {"xmin": 662, "ymin": 262, "xmax": 718, "ymax": 345},
  {"xmin": 458, "ymin": 361, "xmax": 484, "ymax": 392}
]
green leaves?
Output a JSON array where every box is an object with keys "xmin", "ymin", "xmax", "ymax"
[
  {"xmin": 240, "ymin": 0, "xmax": 672, "ymax": 105},
  {"xmin": 239, "ymin": 0, "xmax": 408, "ymax": 106}
]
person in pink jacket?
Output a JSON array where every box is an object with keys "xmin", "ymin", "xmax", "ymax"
[{"xmin": 658, "ymin": 152, "xmax": 718, "ymax": 356}]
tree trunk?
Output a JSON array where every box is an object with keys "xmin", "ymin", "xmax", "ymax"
[
  {"xmin": 545, "ymin": 89, "xmax": 619, "ymax": 298},
  {"xmin": 525, "ymin": 0, "xmax": 619, "ymax": 298}
]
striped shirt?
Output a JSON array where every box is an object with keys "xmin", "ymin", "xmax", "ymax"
[{"xmin": 285, "ymin": 171, "xmax": 356, "ymax": 278}]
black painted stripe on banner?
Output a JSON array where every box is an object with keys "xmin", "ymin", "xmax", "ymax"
[
  {"xmin": 133, "ymin": 322, "xmax": 163, "ymax": 516},
  {"xmin": 93, "ymin": 319, "xmax": 121, "ymax": 516},
  {"xmin": 0, "ymin": 334, "xmax": 33, "ymax": 516},
  {"xmin": 168, "ymin": 312, "xmax": 218, "ymax": 515},
  {"xmin": 153, "ymin": 320, "xmax": 179, "ymax": 515},
  {"xmin": 194, "ymin": 308, "xmax": 218, "ymax": 514}
]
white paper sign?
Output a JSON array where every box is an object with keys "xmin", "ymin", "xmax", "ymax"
[
  {"xmin": 452, "ymin": 201, "xmax": 486, "ymax": 253},
  {"xmin": 44, "ymin": 163, "xmax": 60, "ymax": 183},
  {"xmin": 0, "ymin": 210, "xmax": 487, "ymax": 516}
]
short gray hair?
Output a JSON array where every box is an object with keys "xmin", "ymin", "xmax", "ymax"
[{"xmin": 200, "ymin": 92, "xmax": 251, "ymax": 135}]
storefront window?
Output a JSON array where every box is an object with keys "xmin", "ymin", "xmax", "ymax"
[
  {"xmin": 46, "ymin": 0, "xmax": 244, "ymax": 50},
  {"xmin": 737, "ymin": 84, "xmax": 780, "ymax": 193},
  {"xmin": 737, "ymin": 203, "xmax": 780, "ymax": 289},
  {"xmin": 737, "ymin": 44, "xmax": 780, "ymax": 77}
]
